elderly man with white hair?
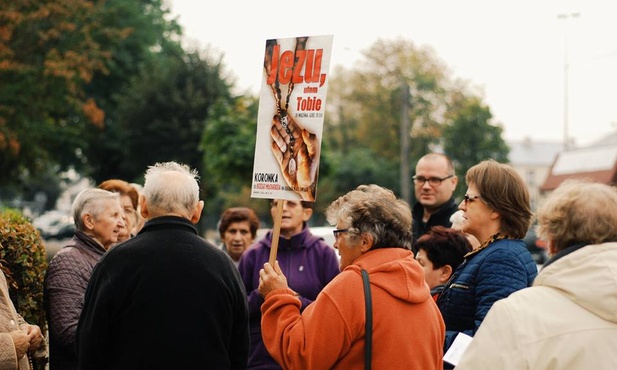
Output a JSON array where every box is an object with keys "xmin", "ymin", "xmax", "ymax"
[{"xmin": 76, "ymin": 162, "xmax": 249, "ymax": 370}]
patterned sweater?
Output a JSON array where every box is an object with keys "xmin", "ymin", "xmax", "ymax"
[{"xmin": 0, "ymin": 269, "xmax": 32, "ymax": 370}]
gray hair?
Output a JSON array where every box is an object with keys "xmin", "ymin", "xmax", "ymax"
[
  {"xmin": 142, "ymin": 162, "xmax": 200, "ymax": 217},
  {"xmin": 325, "ymin": 184, "xmax": 412, "ymax": 250},
  {"xmin": 537, "ymin": 179, "xmax": 617, "ymax": 250},
  {"xmin": 72, "ymin": 188, "xmax": 120, "ymax": 231}
]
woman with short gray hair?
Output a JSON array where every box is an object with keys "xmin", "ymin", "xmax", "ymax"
[
  {"xmin": 44, "ymin": 188, "xmax": 124, "ymax": 370},
  {"xmin": 258, "ymin": 184, "xmax": 445, "ymax": 369}
]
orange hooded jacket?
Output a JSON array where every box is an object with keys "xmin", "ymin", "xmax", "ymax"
[{"xmin": 261, "ymin": 247, "xmax": 445, "ymax": 369}]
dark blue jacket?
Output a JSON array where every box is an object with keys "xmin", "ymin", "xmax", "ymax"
[{"xmin": 437, "ymin": 238, "xmax": 537, "ymax": 352}]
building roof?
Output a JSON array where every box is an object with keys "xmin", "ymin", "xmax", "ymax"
[
  {"xmin": 540, "ymin": 144, "xmax": 617, "ymax": 191},
  {"xmin": 591, "ymin": 130, "xmax": 617, "ymax": 146},
  {"xmin": 507, "ymin": 138, "xmax": 563, "ymax": 167}
]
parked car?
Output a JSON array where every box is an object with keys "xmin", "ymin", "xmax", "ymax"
[
  {"xmin": 46, "ymin": 223, "xmax": 75, "ymax": 240},
  {"xmin": 34, "ymin": 210, "xmax": 74, "ymax": 240},
  {"xmin": 523, "ymin": 224, "xmax": 548, "ymax": 265}
]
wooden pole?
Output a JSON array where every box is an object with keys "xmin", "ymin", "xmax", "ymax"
[{"xmin": 268, "ymin": 199, "xmax": 284, "ymax": 265}]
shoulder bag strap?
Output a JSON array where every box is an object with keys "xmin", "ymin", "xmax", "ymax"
[{"xmin": 361, "ymin": 269, "xmax": 372, "ymax": 370}]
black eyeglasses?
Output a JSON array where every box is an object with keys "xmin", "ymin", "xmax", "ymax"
[
  {"xmin": 412, "ymin": 175, "xmax": 454, "ymax": 186},
  {"xmin": 463, "ymin": 194, "xmax": 482, "ymax": 204},
  {"xmin": 332, "ymin": 228, "xmax": 349, "ymax": 240}
]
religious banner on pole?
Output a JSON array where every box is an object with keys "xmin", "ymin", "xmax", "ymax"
[{"xmin": 251, "ymin": 35, "xmax": 333, "ymax": 202}]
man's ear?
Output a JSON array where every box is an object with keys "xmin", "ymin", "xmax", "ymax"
[
  {"xmin": 190, "ymin": 200, "xmax": 204, "ymax": 224},
  {"xmin": 450, "ymin": 176, "xmax": 459, "ymax": 192},
  {"xmin": 440, "ymin": 265, "xmax": 453, "ymax": 283},
  {"xmin": 301, "ymin": 207, "xmax": 313, "ymax": 222},
  {"xmin": 140, "ymin": 194, "xmax": 149, "ymax": 220}
]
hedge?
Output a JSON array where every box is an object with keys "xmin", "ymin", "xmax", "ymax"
[{"xmin": 0, "ymin": 208, "xmax": 48, "ymax": 369}]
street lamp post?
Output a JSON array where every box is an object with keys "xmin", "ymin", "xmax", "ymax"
[
  {"xmin": 400, "ymin": 83, "xmax": 411, "ymax": 205},
  {"xmin": 557, "ymin": 12, "xmax": 580, "ymax": 151}
]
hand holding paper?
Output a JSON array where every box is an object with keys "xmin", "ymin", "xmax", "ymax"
[{"xmin": 443, "ymin": 332, "xmax": 473, "ymax": 367}]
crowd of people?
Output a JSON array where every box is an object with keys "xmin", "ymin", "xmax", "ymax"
[{"xmin": 0, "ymin": 154, "xmax": 615, "ymax": 369}]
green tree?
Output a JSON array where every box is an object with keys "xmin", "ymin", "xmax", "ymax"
[
  {"xmin": 324, "ymin": 38, "xmax": 455, "ymax": 199},
  {"xmin": 442, "ymin": 92, "xmax": 510, "ymax": 198},
  {"xmin": 200, "ymin": 95, "xmax": 265, "ymax": 228},
  {"xmin": 311, "ymin": 147, "xmax": 398, "ymax": 225},
  {"xmin": 202, "ymin": 96, "xmax": 258, "ymax": 191},
  {"xmin": 0, "ymin": 0, "xmax": 135, "ymax": 184},
  {"xmin": 80, "ymin": 0, "xmax": 192, "ymax": 182},
  {"xmin": 326, "ymin": 38, "xmax": 451, "ymax": 164},
  {"xmin": 0, "ymin": 0, "xmax": 198, "ymax": 188},
  {"xmin": 85, "ymin": 46, "xmax": 231, "ymax": 184}
]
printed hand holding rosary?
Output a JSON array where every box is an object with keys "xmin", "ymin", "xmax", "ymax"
[{"xmin": 264, "ymin": 37, "xmax": 309, "ymax": 177}]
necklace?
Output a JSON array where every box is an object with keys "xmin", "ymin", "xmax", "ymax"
[{"xmin": 264, "ymin": 37, "xmax": 308, "ymax": 177}]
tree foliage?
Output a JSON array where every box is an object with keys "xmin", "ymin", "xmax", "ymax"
[
  {"xmin": 0, "ymin": 0, "xmax": 132, "ymax": 183},
  {"xmin": 326, "ymin": 38, "xmax": 450, "ymax": 164},
  {"xmin": 1, "ymin": 2, "xmax": 513, "ymax": 233},
  {"xmin": 202, "ymin": 96, "xmax": 258, "ymax": 190},
  {"xmin": 325, "ymin": 38, "xmax": 452, "ymax": 199},
  {"xmin": 0, "ymin": 0, "xmax": 234, "ymax": 216},
  {"xmin": 442, "ymin": 92, "xmax": 510, "ymax": 193},
  {"xmin": 323, "ymin": 38, "xmax": 509, "ymax": 203},
  {"xmin": 199, "ymin": 96, "xmax": 263, "ymax": 227},
  {"xmin": 86, "ymin": 47, "xmax": 232, "ymax": 184}
]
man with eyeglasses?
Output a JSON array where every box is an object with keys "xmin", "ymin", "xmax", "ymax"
[{"xmin": 411, "ymin": 153, "xmax": 459, "ymax": 253}]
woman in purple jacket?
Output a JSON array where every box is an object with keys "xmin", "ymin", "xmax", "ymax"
[{"xmin": 238, "ymin": 199, "xmax": 340, "ymax": 369}]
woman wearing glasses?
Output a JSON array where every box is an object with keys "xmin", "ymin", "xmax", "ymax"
[
  {"xmin": 258, "ymin": 185, "xmax": 445, "ymax": 369},
  {"xmin": 436, "ymin": 159, "xmax": 537, "ymax": 362}
]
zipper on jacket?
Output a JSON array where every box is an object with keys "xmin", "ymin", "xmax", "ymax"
[{"xmin": 450, "ymin": 283, "xmax": 470, "ymax": 290}]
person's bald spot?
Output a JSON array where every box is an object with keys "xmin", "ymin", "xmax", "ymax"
[{"xmin": 416, "ymin": 154, "xmax": 453, "ymax": 173}]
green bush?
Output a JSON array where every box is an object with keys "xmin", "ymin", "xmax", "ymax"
[{"xmin": 0, "ymin": 208, "xmax": 48, "ymax": 369}]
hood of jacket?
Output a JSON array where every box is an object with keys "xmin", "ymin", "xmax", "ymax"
[
  {"xmin": 346, "ymin": 247, "xmax": 430, "ymax": 304},
  {"xmin": 534, "ymin": 242, "xmax": 617, "ymax": 323}
]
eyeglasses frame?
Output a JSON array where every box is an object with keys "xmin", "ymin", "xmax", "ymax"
[
  {"xmin": 332, "ymin": 228, "xmax": 349, "ymax": 241},
  {"xmin": 463, "ymin": 194, "xmax": 489, "ymax": 207},
  {"xmin": 412, "ymin": 174, "xmax": 454, "ymax": 187}
]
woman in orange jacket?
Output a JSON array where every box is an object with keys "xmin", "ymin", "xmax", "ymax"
[{"xmin": 258, "ymin": 184, "xmax": 445, "ymax": 369}]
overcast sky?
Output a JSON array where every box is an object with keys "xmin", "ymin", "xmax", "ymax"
[{"xmin": 168, "ymin": 0, "xmax": 617, "ymax": 146}]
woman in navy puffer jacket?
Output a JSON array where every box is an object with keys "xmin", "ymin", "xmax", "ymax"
[{"xmin": 437, "ymin": 160, "xmax": 537, "ymax": 357}]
